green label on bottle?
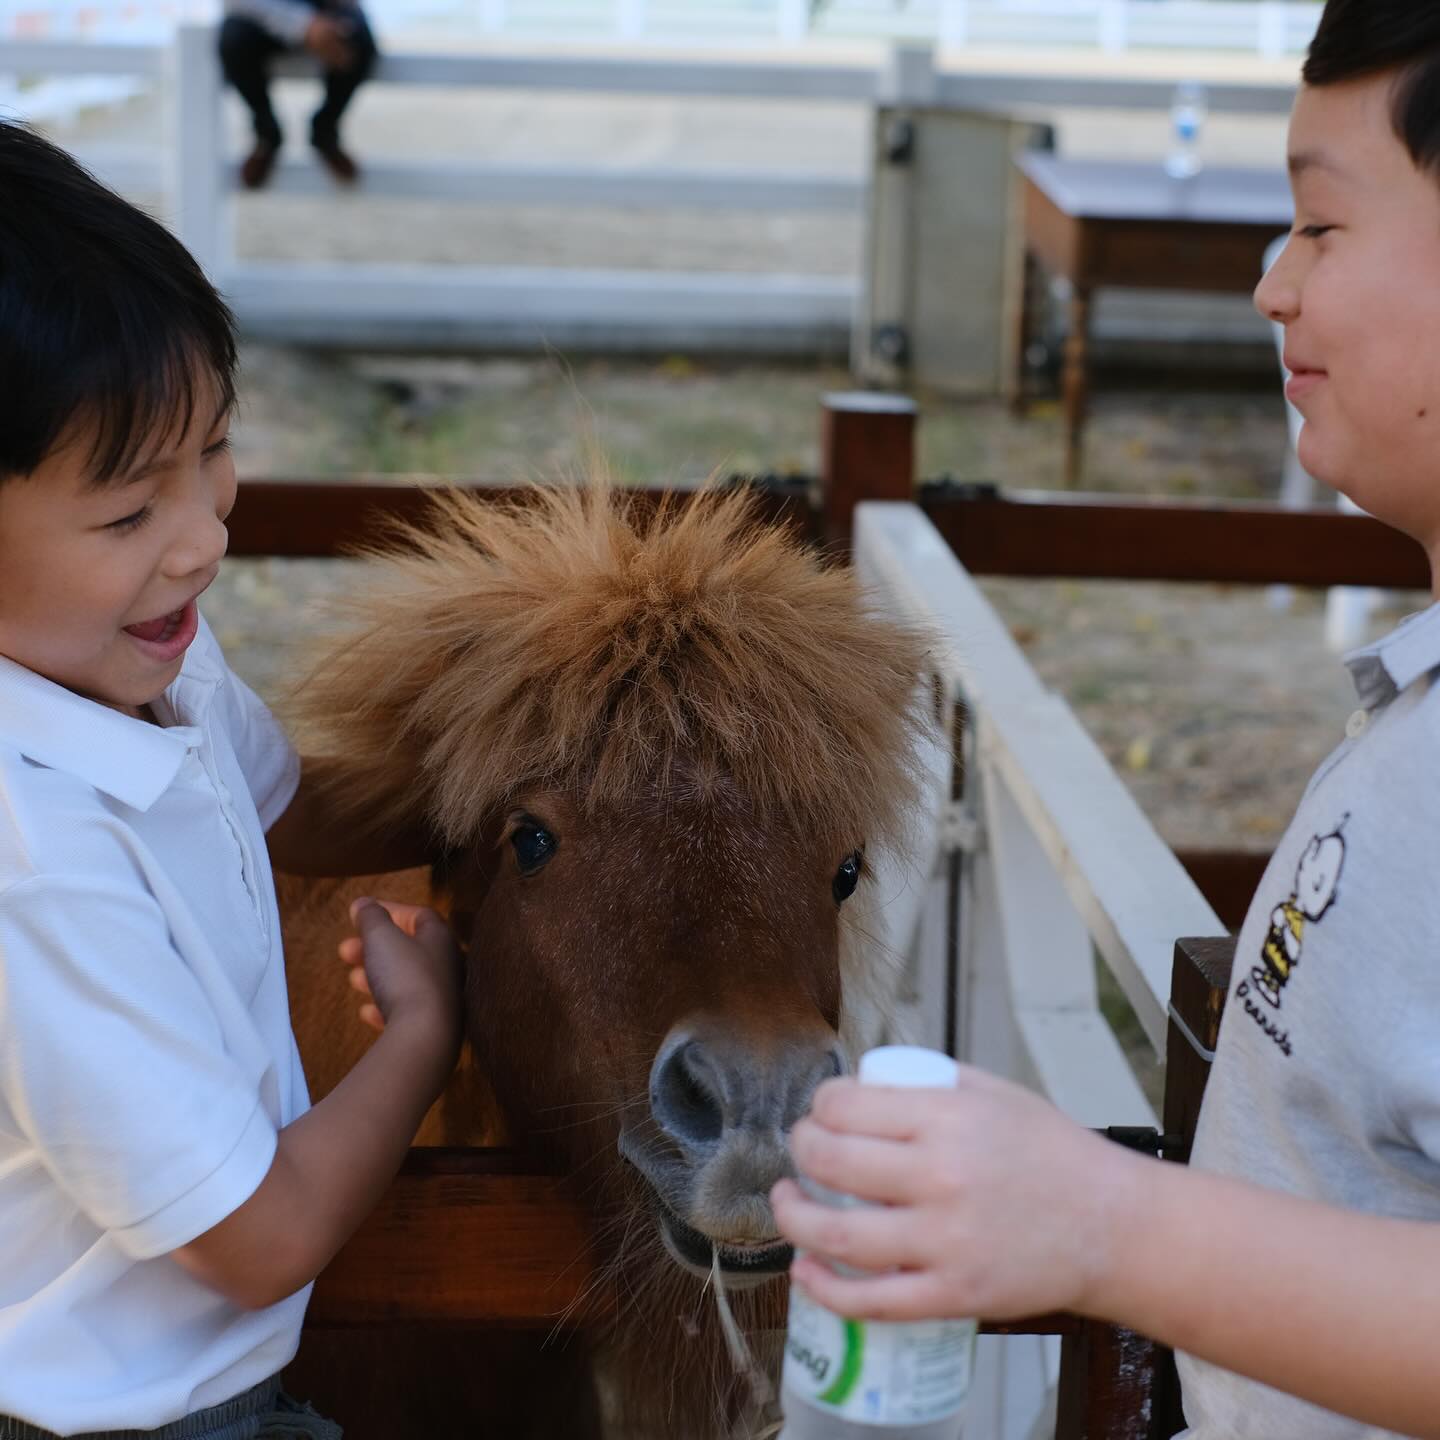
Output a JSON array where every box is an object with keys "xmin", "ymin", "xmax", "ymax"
[{"xmin": 783, "ymin": 1284, "xmax": 976, "ymax": 1426}]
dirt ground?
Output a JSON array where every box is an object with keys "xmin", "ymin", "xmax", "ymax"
[{"xmin": 204, "ymin": 345, "xmax": 1417, "ymax": 863}]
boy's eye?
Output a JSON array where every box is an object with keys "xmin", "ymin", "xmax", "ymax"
[
  {"xmin": 204, "ymin": 435, "xmax": 232, "ymax": 459},
  {"xmin": 107, "ymin": 504, "xmax": 154, "ymax": 533},
  {"xmin": 1297, "ymin": 224, "xmax": 1335, "ymax": 240}
]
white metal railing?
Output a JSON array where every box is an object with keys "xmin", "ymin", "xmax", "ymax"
[
  {"xmin": 2, "ymin": 0, "xmax": 1321, "ymax": 58},
  {"xmin": 853, "ymin": 500, "xmax": 1224, "ymax": 1440}
]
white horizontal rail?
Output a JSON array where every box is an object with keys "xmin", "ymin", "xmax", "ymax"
[
  {"xmin": 247, "ymin": 155, "xmax": 864, "ymax": 210},
  {"xmin": 853, "ymin": 501, "xmax": 1225, "ymax": 1055},
  {"xmin": 273, "ymin": 48, "xmax": 878, "ymax": 99},
  {"xmin": 220, "ymin": 261, "xmax": 855, "ymax": 348},
  {"xmin": 0, "ymin": 38, "xmax": 166, "ymax": 75},
  {"xmin": 268, "ymin": 45, "xmax": 1298, "ymax": 111},
  {"xmin": 2, "ymin": 37, "xmax": 1296, "ymax": 115}
]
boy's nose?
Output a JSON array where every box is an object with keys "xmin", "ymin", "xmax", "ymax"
[
  {"xmin": 1254, "ymin": 238, "xmax": 1299, "ymax": 324},
  {"xmin": 166, "ymin": 511, "xmax": 229, "ymax": 579}
]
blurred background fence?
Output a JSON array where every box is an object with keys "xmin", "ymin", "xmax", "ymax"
[{"xmin": 2, "ymin": 0, "xmax": 1322, "ymax": 55}]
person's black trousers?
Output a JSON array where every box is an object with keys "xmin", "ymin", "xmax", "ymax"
[{"xmin": 218, "ymin": 3, "xmax": 378, "ymax": 149}]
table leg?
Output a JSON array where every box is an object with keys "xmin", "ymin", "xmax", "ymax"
[
  {"xmin": 1010, "ymin": 249, "xmax": 1039, "ymax": 418},
  {"xmin": 1062, "ymin": 286, "xmax": 1092, "ymax": 488}
]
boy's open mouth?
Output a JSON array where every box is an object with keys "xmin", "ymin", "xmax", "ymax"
[
  {"xmin": 122, "ymin": 598, "xmax": 200, "ymax": 661},
  {"xmin": 124, "ymin": 608, "xmax": 185, "ymax": 644}
]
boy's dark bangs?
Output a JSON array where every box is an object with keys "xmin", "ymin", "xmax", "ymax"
[
  {"xmin": 1303, "ymin": 4, "xmax": 1440, "ymax": 178},
  {"xmin": 75, "ymin": 313, "xmax": 237, "ymax": 490},
  {"xmin": 0, "ymin": 121, "xmax": 238, "ymax": 488}
]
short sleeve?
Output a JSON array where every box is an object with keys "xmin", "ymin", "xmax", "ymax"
[
  {"xmin": 202, "ymin": 628, "xmax": 300, "ymax": 831},
  {"xmin": 0, "ymin": 873, "xmax": 278, "ymax": 1259}
]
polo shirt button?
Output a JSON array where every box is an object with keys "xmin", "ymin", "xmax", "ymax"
[{"xmin": 1346, "ymin": 709, "xmax": 1370, "ymax": 740}]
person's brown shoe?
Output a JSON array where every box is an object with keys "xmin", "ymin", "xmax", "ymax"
[
  {"xmin": 239, "ymin": 140, "xmax": 279, "ymax": 190},
  {"xmin": 312, "ymin": 138, "xmax": 359, "ymax": 185}
]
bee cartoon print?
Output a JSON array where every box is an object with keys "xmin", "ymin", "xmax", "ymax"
[{"xmin": 1252, "ymin": 816, "xmax": 1349, "ymax": 1009}]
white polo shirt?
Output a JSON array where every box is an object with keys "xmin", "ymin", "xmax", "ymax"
[{"xmin": 0, "ymin": 614, "xmax": 310, "ymax": 1434}]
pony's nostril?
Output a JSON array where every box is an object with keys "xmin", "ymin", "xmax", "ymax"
[
  {"xmin": 784, "ymin": 1045, "xmax": 846, "ymax": 1130},
  {"xmin": 652, "ymin": 1041, "xmax": 726, "ymax": 1147}
]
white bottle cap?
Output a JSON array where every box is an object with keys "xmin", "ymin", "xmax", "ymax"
[{"xmin": 857, "ymin": 1044, "xmax": 960, "ymax": 1088}]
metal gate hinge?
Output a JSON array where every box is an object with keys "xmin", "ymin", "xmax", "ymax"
[
  {"xmin": 1098, "ymin": 1126, "xmax": 1186, "ymax": 1160},
  {"xmin": 938, "ymin": 801, "xmax": 982, "ymax": 857}
]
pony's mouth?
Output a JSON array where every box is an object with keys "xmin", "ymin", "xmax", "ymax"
[{"xmin": 652, "ymin": 1197, "xmax": 792, "ymax": 1282}]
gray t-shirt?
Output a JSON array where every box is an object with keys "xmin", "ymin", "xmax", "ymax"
[{"xmin": 1177, "ymin": 602, "xmax": 1440, "ymax": 1440}]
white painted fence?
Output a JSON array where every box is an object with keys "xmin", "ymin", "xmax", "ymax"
[
  {"xmin": 0, "ymin": 25, "xmax": 1297, "ymax": 350},
  {"xmin": 854, "ymin": 500, "xmax": 1226, "ymax": 1440},
  {"xmin": 2, "ymin": 0, "xmax": 1324, "ymax": 59}
]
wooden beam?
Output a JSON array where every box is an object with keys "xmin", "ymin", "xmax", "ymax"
[
  {"xmin": 230, "ymin": 476, "xmax": 1429, "ymax": 592},
  {"xmin": 921, "ymin": 486, "xmax": 1430, "ymax": 589},
  {"xmin": 307, "ymin": 1147, "xmax": 1081, "ymax": 1336},
  {"xmin": 305, "ymin": 1148, "xmax": 602, "ymax": 1329},
  {"xmin": 227, "ymin": 477, "xmax": 815, "ymax": 559}
]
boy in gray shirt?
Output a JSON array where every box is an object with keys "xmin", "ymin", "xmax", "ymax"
[{"xmin": 771, "ymin": 1, "xmax": 1440, "ymax": 1434}]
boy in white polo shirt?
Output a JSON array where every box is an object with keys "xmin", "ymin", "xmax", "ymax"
[
  {"xmin": 0, "ymin": 123, "xmax": 462, "ymax": 1436},
  {"xmin": 772, "ymin": 3, "xmax": 1440, "ymax": 1437}
]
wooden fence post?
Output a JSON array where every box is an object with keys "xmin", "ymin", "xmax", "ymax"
[
  {"xmin": 1146, "ymin": 934, "xmax": 1236, "ymax": 1438},
  {"xmin": 1053, "ymin": 935, "xmax": 1234, "ymax": 1439},
  {"xmin": 817, "ymin": 392, "xmax": 916, "ymax": 553}
]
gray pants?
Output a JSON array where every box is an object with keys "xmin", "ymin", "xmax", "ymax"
[{"xmin": 0, "ymin": 1378, "xmax": 341, "ymax": 1440}]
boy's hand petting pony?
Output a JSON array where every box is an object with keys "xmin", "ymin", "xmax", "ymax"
[{"xmin": 338, "ymin": 898, "xmax": 462, "ymax": 1048}]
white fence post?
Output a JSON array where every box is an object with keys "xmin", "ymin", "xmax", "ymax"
[
  {"xmin": 1257, "ymin": 0, "xmax": 1287, "ymax": 59},
  {"xmin": 166, "ymin": 21, "xmax": 226, "ymax": 280},
  {"xmin": 1097, "ymin": 0, "xmax": 1127, "ymax": 54},
  {"xmin": 776, "ymin": 0, "xmax": 808, "ymax": 44},
  {"xmin": 879, "ymin": 40, "xmax": 938, "ymax": 106},
  {"xmin": 614, "ymin": 0, "xmax": 645, "ymax": 42},
  {"xmin": 939, "ymin": 0, "xmax": 970, "ymax": 50}
]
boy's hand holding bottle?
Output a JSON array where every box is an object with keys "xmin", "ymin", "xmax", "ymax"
[{"xmin": 771, "ymin": 1064, "xmax": 1146, "ymax": 1325}]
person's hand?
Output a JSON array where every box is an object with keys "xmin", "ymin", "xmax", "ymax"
[
  {"xmin": 303, "ymin": 14, "xmax": 356, "ymax": 70},
  {"xmin": 770, "ymin": 1066, "xmax": 1149, "ymax": 1324},
  {"xmin": 339, "ymin": 899, "xmax": 462, "ymax": 1056}
]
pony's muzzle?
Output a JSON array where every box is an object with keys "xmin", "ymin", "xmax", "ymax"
[
  {"xmin": 625, "ymin": 1021, "xmax": 843, "ymax": 1276},
  {"xmin": 649, "ymin": 1026, "xmax": 844, "ymax": 1155}
]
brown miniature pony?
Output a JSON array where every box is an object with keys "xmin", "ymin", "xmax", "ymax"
[{"xmin": 277, "ymin": 484, "xmax": 933, "ymax": 1438}]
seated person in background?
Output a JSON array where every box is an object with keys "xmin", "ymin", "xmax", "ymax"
[{"xmin": 219, "ymin": 0, "xmax": 378, "ymax": 190}]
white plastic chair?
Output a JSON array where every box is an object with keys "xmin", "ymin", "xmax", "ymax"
[{"xmin": 1263, "ymin": 234, "xmax": 1381, "ymax": 652}]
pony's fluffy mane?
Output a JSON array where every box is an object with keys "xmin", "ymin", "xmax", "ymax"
[{"xmin": 289, "ymin": 483, "xmax": 934, "ymax": 856}]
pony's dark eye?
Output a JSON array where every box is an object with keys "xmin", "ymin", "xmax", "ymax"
[
  {"xmin": 511, "ymin": 824, "xmax": 557, "ymax": 875},
  {"xmin": 833, "ymin": 851, "xmax": 863, "ymax": 905}
]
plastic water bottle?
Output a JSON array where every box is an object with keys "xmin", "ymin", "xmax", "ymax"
[
  {"xmin": 1164, "ymin": 81, "xmax": 1208, "ymax": 180},
  {"xmin": 779, "ymin": 1045, "xmax": 978, "ymax": 1440}
]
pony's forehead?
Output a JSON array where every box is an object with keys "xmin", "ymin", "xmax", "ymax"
[{"xmin": 511, "ymin": 766, "xmax": 865, "ymax": 849}]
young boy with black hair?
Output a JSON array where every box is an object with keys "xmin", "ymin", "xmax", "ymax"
[
  {"xmin": 773, "ymin": 4, "xmax": 1440, "ymax": 1436},
  {"xmin": 0, "ymin": 121, "xmax": 458, "ymax": 1436}
]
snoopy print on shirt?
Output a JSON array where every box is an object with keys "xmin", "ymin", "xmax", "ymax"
[{"xmin": 1232, "ymin": 817, "xmax": 1348, "ymax": 1058}]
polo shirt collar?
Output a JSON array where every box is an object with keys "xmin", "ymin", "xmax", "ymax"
[
  {"xmin": 0, "ymin": 637, "xmax": 221, "ymax": 812},
  {"xmin": 1346, "ymin": 599, "xmax": 1440, "ymax": 709}
]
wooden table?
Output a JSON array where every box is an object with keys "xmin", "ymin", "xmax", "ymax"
[{"xmin": 1013, "ymin": 153, "xmax": 1293, "ymax": 485}]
